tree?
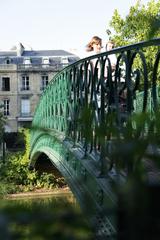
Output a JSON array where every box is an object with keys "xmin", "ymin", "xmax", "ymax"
[
  {"xmin": 108, "ymin": 0, "xmax": 160, "ymax": 46},
  {"xmin": 107, "ymin": 0, "xmax": 160, "ymax": 84}
]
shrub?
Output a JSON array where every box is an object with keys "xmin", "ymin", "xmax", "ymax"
[{"xmin": 0, "ymin": 128, "xmax": 66, "ymax": 196}]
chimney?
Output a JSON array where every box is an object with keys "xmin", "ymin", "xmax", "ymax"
[{"xmin": 16, "ymin": 42, "xmax": 25, "ymax": 56}]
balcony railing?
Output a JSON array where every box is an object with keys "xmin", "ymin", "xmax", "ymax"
[
  {"xmin": 18, "ymin": 113, "xmax": 33, "ymax": 121},
  {"xmin": 20, "ymin": 86, "xmax": 30, "ymax": 91},
  {"xmin": 0, "ymin": 63, "xmax": 68, "ymax": 72},
  {"xmin": 0, "ymin": 64, "xmax": 17, "ymax": 70},
  {"xmin": 17, "ymin": 64, "xmax": 65, "ymax": 71}
]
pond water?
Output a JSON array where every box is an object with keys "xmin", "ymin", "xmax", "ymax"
[{"xmin": 0, "ymin": 191, "xmax": 93, "ymax": 239}]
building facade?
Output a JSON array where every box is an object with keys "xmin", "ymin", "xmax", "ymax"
[{"xmin": 0, "ymin": 43, "xmax": 79, "ymax": 132}]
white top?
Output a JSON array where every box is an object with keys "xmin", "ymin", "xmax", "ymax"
[{"xmin": 108, "ymin": 54, "xmax": 117, "ymax": 66}]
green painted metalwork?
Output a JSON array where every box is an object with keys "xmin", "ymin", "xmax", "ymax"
[{"xmin": 30, "ymin": 38, "xmax": 160, "ymax": 238}]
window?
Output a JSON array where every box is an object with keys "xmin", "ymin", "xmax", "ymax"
[
  {"xmin": 61, "ymin": 57, "xmax": 69, "ymax": 67},
  {"xmin": 21, "ymin": 76, "xmax": 30, "ymax": 90},
  {"xmin": 3, "ymin": 99, "xmax": 9, "ymax": 116},
  {"xmin": 42, "ymin": 57, "xmax": 50, "ymax": 68},
  {"xmin": 41, "ymin": 75, "xmax": 48, "ymax": 90},
  {"xmin": 24, "ymin": 58, "xmax": 31, "ymax": 65},
  {"xmin": 2, "ymin": 77, "xmax": 10, "ymax": 91},
  {"xmin": 21, "ymin": 98, "xmax": 30, "ymax": 116},
  {"xmin": 43, "ymin": 57, "xmax": 50, "ymax": 64},
  {"xmin": 5, "ymin": 58, "xmax": 11, "ymax": 64},
  {"xmin": 24, "ymin": 58, "xmax": 31, "ymax": 68}
]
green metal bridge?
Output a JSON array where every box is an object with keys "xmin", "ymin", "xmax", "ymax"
[{"xmin": 29, "ymin": 38, "xmax": 160, "ymax": 239}]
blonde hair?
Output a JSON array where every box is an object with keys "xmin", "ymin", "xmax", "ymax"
[{"xmin": 86, "ymin": 36, "xmax": 102, "ymax": 52}]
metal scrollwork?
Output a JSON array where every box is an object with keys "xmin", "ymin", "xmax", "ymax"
[{"xmin": 31, "ymin": 38, "xmax": 160, "ymax": 175}]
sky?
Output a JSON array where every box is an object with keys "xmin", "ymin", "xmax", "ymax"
[{"xmin": 0, "ymin": 0, "xmax": 151, "ymax": 57}]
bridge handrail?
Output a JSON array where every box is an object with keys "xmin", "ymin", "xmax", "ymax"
[
  {"xmin": 30, "ymin": 38, "xmax": 160, "ymax": 175},
  {"xmin": 40, "ymin": 38, "xmax": 159, "ymax": 94}
]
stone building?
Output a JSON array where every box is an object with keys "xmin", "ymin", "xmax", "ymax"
[{"xmin": 0, "ymin": 43, "xmax": 79, "ymax": 133}]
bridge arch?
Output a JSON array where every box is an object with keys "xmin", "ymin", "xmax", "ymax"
[{"xmin": 30, "ymin": 130, "xmax": 117, "ymax": 236}]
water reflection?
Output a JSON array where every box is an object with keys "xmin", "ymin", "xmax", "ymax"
[{"xmin": 0, "ymin": 191, "xmax": 93, "ymax": 239}]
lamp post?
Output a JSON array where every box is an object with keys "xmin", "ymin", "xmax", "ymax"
[{"xmin": 0, "ymin": 101, "xmax": 5, "ymax": 163}]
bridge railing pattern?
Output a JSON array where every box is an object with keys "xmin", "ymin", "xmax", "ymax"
[{"xmin": 31, "ymin": 38, "xmax": 160, "ymax": 175}]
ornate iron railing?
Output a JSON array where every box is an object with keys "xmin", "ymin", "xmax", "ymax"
[{"xmin": 31, "ymin": 38, "xmax": 160, "ymax": 176}]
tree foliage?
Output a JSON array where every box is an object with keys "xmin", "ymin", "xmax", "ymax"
[
  {"xmin": 109, "ymin": 0, "xmax": 160, "ymax": 46},
  {"xmin": 0, "ymin": 129, "xmax": 66, "ymax": 196},
  {"xmin": 108, "ymin": 0, "xmax": 160, "ymax": 84}
]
